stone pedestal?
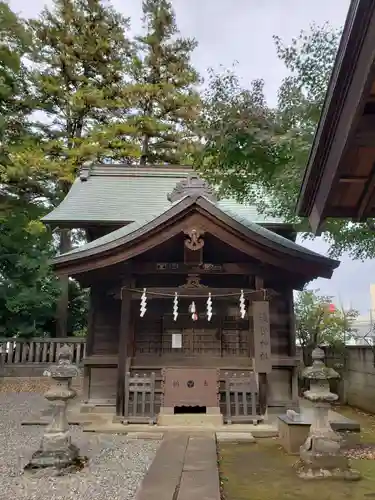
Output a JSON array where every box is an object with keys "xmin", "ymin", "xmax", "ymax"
[
  {"xmin": 278, "ymin": 410, "xmax": 360, "ymax": 455},
  {"xmin": 296, "ymin": 347, "xmax": 360, "ymax": 481},
  {"xmin": 25, "ymin": 345, "xmax": 82, "ymax": 473}
]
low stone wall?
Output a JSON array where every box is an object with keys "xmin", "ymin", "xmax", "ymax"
[
  {"xmin": 305, "ymin": 346, "xmax": 375, "ymax": 413},
  {"xmin": 344, "ymin": 346, "xmax": 375, "ymax": 413},
  {"xmin": 0, "ymin": 375, "xmax": 84, "ymax": 395},
  {"xmin": 2, "ymin": 364, "xmax": 61, "ymax": 377},
  {"xmin": 295, "ymin": 346, "xmax": 375, "ymax": 412}
]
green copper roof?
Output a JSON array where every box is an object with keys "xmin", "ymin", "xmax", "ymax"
[
  {"xmin": 54, "ymin": 195, "xmax": 339, "ymax": 273},
  {"xmin": 57, "ymin": 197, "xmax": 186, "ymax": 258},
  {"xmin": 42, "ymin": 164, "xmax": 284, "ymax": 226}
]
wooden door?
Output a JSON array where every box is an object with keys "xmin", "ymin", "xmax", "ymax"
[
  {"xmin": 183, "ymin": 328, "xmax": 194, "ymax": 353},
  {"xmin": 182, "ymin": 327, "xmax": 219, "ymax": 355}
]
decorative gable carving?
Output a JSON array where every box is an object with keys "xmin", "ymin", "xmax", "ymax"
[
  {"xmin": 180, "ymin": 274, "xmax": 207, "ymax": 288},
  {"xmin": 184, "ymin": 228, "xmax": 205, "ymax": 251},
  {"xmin": 183, "ymin": 226, "xmax": 204, "ymax": 265},
  {"xmin": 167, "ymin": 174, "xmax": 217, "ymax": 203}
]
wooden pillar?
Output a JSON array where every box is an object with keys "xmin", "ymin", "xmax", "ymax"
[
  {"xmin": 291, "ymin": 366, "xmax": 299, "ymax": 405},
  {"xmin": 56, "ymin": 229, "xmax": 71, "ymax": 337},
  {"xmin": 254, "ymin": 276, "xmax": 269, "ymax": 417},
  {"xmin": 85, "ymin": 287, "xmax": 95, "ymax": 357},
  {"xmin": 115, "ymin": 285, "xmax": 132, "ymax": 419},
  {"xmin": 288, "ymin": 291, "xmax": 299, "ymax": 405},
  {"xmin": 258, "ymin": 373, "xmax": 268, "ymax": 416},
  {"xmin": 82, "ymin": 287, "xmax": 95, "ymax": 404},
  {"xmin": 287, "ymin": 290, "xmax": 297, "ymax": 357}
]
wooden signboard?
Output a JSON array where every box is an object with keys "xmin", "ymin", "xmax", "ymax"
[
  {"xmin": 252, "ymin": 301, "xmax": 272, "ymax": 373},
  {"xmin": 226, "ymin": 372, "xmax": 258, "ymax": 393},
  {"xmin": 171, "ymin": 333, "xmax": 182, "ymax": 349}
]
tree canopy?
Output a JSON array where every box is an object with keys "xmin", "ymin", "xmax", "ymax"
[
  {"xmin": 294, "ymin": 289, "xmax": 358, "ymax": 366},
  {"xmin": 127, "ymin": 0, "xmax": 201, "ymax": 165},
  {"xmin": 1, "ymin": 2, "xmax": 372, "ymax": 338},
  {"xmin": 0, "ymin": 0, "xmax": 202, "ymax": 337},
  {"xmin": 196, "ymin": 23, "xmax": 375, "ymax": 260}
]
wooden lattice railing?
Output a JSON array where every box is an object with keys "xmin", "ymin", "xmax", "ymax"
[
  {"xmin": 124, "ymin": 372, "xmax": 156, "ymax": 424},
  {"xmin": 222, "ymin": 372, "xmax": 262, "ymax": 424},
  {"xmin": 0, "ymin": 338, "xmax": 86, "ymax": 365}
]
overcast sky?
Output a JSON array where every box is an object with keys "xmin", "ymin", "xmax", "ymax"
[{"xmin": 9, "ymin": 0, "xmax": 374, "ymax": 315}]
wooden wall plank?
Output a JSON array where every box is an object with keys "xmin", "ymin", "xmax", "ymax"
[
  {"xmin": 91, "ymin": 291, "xmax": 121, "ymax": 355},
  {"xmin": 89, "ymin": 367, "xmax": 117, "ymax": 403}
]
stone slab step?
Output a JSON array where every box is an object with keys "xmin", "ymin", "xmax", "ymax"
[
  {"xmin": 83, "ymin": 421, "xmax": 278, "ymax": 437},
  {"xmin": 135, "ymin": 433, "xmax": 220, "ymax": 500},
  {"xmin": 178, "ymin": 469, "xmax": 220, "ymax": 500},
  {"xmin": 22, "ymin": 412, "xmax": 109, "ymax": 426},
  {"xmin": 183, "ymin": 435, "xmax": 217, "ymax": 472},
  {"xmin": 157, "ymin": 413, "xmax": 223, "ymax": 426},
  {"xmin": 216, "ymin": 432, "xmax": 256, "ymax": 442},
  {"xmin": 135, "ymin": 433, "xmax": 188, "ymax": 500},
  {"xmin": 126, "ymin": 432, "xmax": 164, "ymax": 440}
]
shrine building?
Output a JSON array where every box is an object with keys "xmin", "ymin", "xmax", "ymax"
[{"xmin": 43, "ymin": 164, "xmax": 339, "ymax": 425}]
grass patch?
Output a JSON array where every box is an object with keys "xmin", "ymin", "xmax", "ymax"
[
  {"xmin": 335, "ymin": 405, "xmax": 375, "ymax": 444},
  {"xmin": 219, "ymin": 406, "xmax": 375, "ymax": 500},
  {"xmin": 219, "ymin": 439, "xmax": 375, "ymax": 500}
]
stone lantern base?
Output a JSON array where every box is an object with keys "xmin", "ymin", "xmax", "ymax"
[
  {"xmin": 296, "ymin": 414, "xmax": 361, "ymax": 481},
  {"xmin": 26, "ymin": 443, "xmax": 80, "ymax": 471},
  {"xmin": 297, "ymin": 459, "xmax": 361, "ymax": 481}
]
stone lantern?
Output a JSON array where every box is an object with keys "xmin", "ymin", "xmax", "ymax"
[
  {"xmin": 25, "ymin": 345, "xmax": 82, "ymax": 473},
  {"xmin": 297, "ymin": 346, "xmax": 360, "ymax": 480}
]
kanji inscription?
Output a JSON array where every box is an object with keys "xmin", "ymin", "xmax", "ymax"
[
  {"xmin": 162, "ymin": 368, "xmax": 219, "ymax": 407},
  {"xmin": 252, "ymin": 301, "xmax": 272, "ymax": 373}
]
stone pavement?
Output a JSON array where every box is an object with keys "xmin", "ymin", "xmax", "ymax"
[{"xmin": 135, "ymin": 433, "xmax": 221, "ymax": 500}]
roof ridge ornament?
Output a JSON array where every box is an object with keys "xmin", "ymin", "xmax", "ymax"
[
  {"xmin": 79, "ymin": 160, "xmax": 94, "ymax": 182},
  {"xmin": 167, "ymin": 174, "xmax": 217, "ymax": 203}
]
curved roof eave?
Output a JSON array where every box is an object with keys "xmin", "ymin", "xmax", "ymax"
[{"xmin": 52, "ymin": 195, "xmax": 340, "ymax": 275}]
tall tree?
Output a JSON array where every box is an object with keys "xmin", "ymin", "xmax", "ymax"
[
  {"xmin": 0, "ymin": 1, "xmax": 35, "ymax": 211},
  {"xmin": 197, "ymin": 24, "xmax": 375, "ymax": 260},
  {"xmin": 0, "ymin": 209, "xmax": 60, "ymax": 338},
  {"xmin": 0, "ymin": 3, "xmax": 59, "ymax": 338},
  {"xmin": 2, "ymin": 0, "xmax": 137, "ymax": 215},
  {"xmin": 197, "ymin": 67, "xmax": 288, "ymax": 209},
  {"xmin": 128, "ymin": 0, "xmax": 201, "ymax": 165},
  {"xmin": 27, "ymin": 0, "xmax": 133, "ymax": 200},
  {"xmin": 3, "ymin": 0, "xmax": 134, "ymax": 337}
]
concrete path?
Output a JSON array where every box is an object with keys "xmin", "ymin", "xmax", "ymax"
[{"xmin": 135, "ymin": 433, "xmax": 221, "ymax": 500}]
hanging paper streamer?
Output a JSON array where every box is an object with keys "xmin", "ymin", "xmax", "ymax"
[
  {"xmin": 189, "ymin": 301, "xmax": 198, "ymax": 321},
  {"xmin": 173, "ymin": 292, "xmax": 179, "ymax": 321},
  {"xmin": 239, "ymin": 289, "xmax": 246, "ymax": 319},
  {"xmin": 206, "ymin": 292, "xmax": 212, "ymax": 321},
  {"xmin": 140, "ymin": 288, "xmax": 147, "ymax": 317}
]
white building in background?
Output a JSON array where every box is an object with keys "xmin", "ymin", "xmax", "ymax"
[{"xmin": 347, "ymin": 284, "xmax": 375, "ymax": 346}]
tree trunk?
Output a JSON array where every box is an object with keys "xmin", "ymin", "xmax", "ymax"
[
  {"xmin": 301, "ymin": 345, "xmax": 313, "ymax": 391},
  {"xmin": 55, "ymin": 228, "xmax": 71, "ymax": 338},
  {"xmin": 302, "ymin": 345, "xmax": 313, "ymax": 368},
  {"xmin": 140, "ymin": 134, "xmax": 149, "ymax": 165}
]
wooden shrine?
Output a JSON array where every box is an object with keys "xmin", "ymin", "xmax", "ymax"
[{"xmin": 44, "ymin": 165, "xmax": 339, "ymax": 424}]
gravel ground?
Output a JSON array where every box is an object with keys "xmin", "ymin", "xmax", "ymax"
[{"xmin": 0, "ymin": 393, "xmax": 161, "ymax": 500}]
